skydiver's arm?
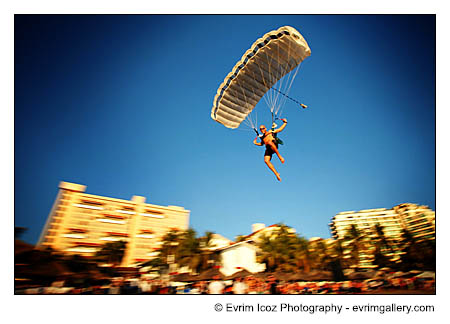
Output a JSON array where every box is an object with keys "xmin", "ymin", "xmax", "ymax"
[
  {"xmin": 273, "ymin": 119, "xmax": 287, "ymax": 133},
  {"xmin": 253, "ymin": 137, "xmax": 263, "ymax": 146}
]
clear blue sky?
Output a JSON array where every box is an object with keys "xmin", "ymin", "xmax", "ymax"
[{"xmin": 15, "ymin": 15, "xmax": 435, "ymax": 244}]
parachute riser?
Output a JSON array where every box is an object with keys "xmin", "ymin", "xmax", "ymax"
[{"xmin": 271, "ymin": 111, "xmax": 282, "ymax": 130}]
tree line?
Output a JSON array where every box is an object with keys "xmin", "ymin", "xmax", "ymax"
[{"xmin": 134, "ymin": 223, "xmax": 435, "ymax": 275}]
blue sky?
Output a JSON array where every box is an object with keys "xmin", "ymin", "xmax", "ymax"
[{"xmin": 15, "ymin": 15, "xmax": 435, "ymax": 244}]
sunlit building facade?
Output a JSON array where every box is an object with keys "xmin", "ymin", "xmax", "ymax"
[
  {"xmin": 329, "ymin": 203, "xmax": 435, "ymax": 269},
  {"xmin": 37, "ymin": 181, "xmax": 190, "ymax": 267},
  {"xmin": 218, "ymin": 241, "xmax": 266, "ymax": 276},
  {"xmin": 392, "ymin": 203, "xmax": 435, "ymax": 241},
  {"xmin": 211, "ymin": 223, "xmax": 286, "ymax": 277}
]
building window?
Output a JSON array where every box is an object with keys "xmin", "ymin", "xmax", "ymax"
[
  {"xmin": 115, "ymin": 209, "xmax": 136, "ymax": 215},
  {"xmin": 141, "ymin": 210, "xmax": 165, "ymax": 219},
  {"xmin": 73, "ymin": 203, "xmax": 104, "ymax": 210},
  {"xmin": 97, "ymin": 218, "xmax": 126, "ymax": 224}
]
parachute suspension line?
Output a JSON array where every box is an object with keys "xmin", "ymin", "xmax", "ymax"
[
  {"xmin": 268, "ymin": 42, "xmax": 283, "ymax": 115},
  {"xmin": 253, "ymin": 35, "xmax": 305, "ymax": 127},
  {"xmin": 210, "ymin": 26, "xmax": 311, "ymax": 131},
  {"xmin": 243, "ymin": 65, "xmax": 263, "ymax": 132},
  {"xmin": 252, "ymin": 38, "xmax": 291, "ymax": 125},
  {"xmin": 252, "ymin": 108, "xmax": 259, "ymax": 134},
  {"xmin": 242, "ymin": 106, "xmax": 255, "ymax": 130},
  {"xmin": 273, "ymin": 37, "xmax": 295, "ymax": 118},
  {"xmin": 283, "ymin": 56, "xmax": 302, "ymax": 114},
  {"xmin": 274, "ymin": 63, "xmax": 302, "ymax": 117},
  {"xmin": 265, "ymin": 49, "xmax": 280, "ymax": 116},
  {"xmin": 239, "ymin": 76, "xmax": 260, "ymax": 132},
  {"xmin": 272, "ymin": 39, "xmax": 289, "ymax": 119},
  {"xmin": 272, "ymin": 66, "xmax": 303, "ymax": 109},
  {"xmin": 272, "ymin": 39, "xmax": 306, "ymax": 118},
  {"xmin": 272, "ymin": 48, "xmax": 283, "ymax": 114},
  {"xmin": 232, "ymin": 50, "xmax": 266, "ymax": 133},
  {"xmin": 249, "ymin": 47, "xmax": 279, "ymax": 128},
  {"xmin": 255, "ymin": 57, "xmax": 274, "ymax": 114},
  {"xmin": 259, "ymin": 51, "xmax": 275, "ymax": 114},
  {"xmin": 272, "ymin": 38, "xmax": 291, "ymax": 118},
  {"xmin": 229, "ymin": 70, "xmax": 255, "ymax": 131},
  {"xmin": 243, "ymin": 106, "xmax": 258, "ymax": 131}
]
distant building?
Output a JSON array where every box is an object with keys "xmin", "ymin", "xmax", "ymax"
[
  {"xmin": 393, "ymin": 203, "xmax": 435, "ymax": 241},
  {"xmin": 37, "ymin": 181, "xmax": 190, "ymax": 267},
  {"xmin": 329, "ymin": 203, "xmax": 435, "ymax": 242},
  {"xmin": 329, "ymin": 203, "xmax": 435, "ymax": 269},
  {"xmin": 217, "ymin": 241, "xmax": 266, "ymax": 276},
  {"xmin": 214, "ymin": 223, "xmax": 297, "ymax": 276}
]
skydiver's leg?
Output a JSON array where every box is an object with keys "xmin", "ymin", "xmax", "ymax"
[
  {"xmin": 266, "ymin": 142, "xmax": 285, "ymax": 164},
  {"xmin": 264, "ymin": 155, "xmax": 281, "ymax": 181}
]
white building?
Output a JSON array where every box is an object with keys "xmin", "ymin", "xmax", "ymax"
[
  {"xmin": 217, "ymin": 241, "xmax": 266, "ymax": 276},
  {"xmin": 213, "ymin": 223, "xmax": 294, "ymax": 276}
]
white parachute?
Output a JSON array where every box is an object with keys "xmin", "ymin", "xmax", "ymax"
[{"xmin": 211, "ymin": 26, "xmax": 311, "ymax": 130}]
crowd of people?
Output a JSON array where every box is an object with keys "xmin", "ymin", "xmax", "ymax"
[{"xmin": 15, "ymin": 273, "xmax": 435, "ymax": 295}]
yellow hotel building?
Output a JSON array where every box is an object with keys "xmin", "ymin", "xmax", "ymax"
[
  {"xmin": 330, "ymin": 203, "xmax": 435, "ymax": 242},
  {"xmin": 329, "ymin": 203, "xmax": 435, "ymax": 268},
  {"xmin": 37, "ymin": 181, "xmax": 190, "ymax": 267}
]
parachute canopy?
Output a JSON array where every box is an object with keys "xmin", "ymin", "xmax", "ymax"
[{"xmin": 211, "ymin": 26, "xmax": 311, "ymax": 129}]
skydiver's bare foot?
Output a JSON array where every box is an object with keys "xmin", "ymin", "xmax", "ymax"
[{"xmin": 275, "ymin": 173, "xmax": 281, "ymax": 181}]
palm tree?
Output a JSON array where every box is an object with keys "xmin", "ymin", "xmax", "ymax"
[
  {"xmin": 197, "ymin": 231, "xmax": 220, "ymax": 271},
  {"xmin": 256, "ymin": 224, "xmax": 310, "ymax": 273},
  {"xmin": 257, "ymin": 233, "xmax": 282, "ymax": 272},
  {"xmin": 419, "ymin": 237, "xmax": 436, "ymax": 271},
  {"xmin": 308, "ymin": 239, "xmax": 331, "ymax": 271},
  {"xmin": 399, "ymin": 228, "xmax": 435, "ymax": 271},
  {"xmin": 326, "ymin": 238, "xmax": 346, "ymax": 280},
  {"xmin": 371, "ymin": 223, "xmax": 397, "ymax": 269},
  {"xmin": 158, "ymin": 228, "xmax": 183, "ymax": 265},
  {"xmin": 176, "ymin": 228, "xmax": 201, "ymax": 271},
  {"xmin": 235, "ymin": 234, "xmax": 248, "ymax": 242},
  {"xmin": 155, "ymin": 229, "xmax": 221, "ymax": 274},
  {"xmin": 95, "ymin": 240, "xmax": 127, "ymax": 266},
  {"xmin": 292, "ymin": 236, "xmax": 311, "ymax": 273},
  {"xmin": 344, "ymin": 224, "xmax": 364, "ymax": 269}
]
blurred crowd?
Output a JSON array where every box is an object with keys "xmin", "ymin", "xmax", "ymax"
[{"xmin": 15, "ymin": 273, "xmax": 435, "ymax": 295}]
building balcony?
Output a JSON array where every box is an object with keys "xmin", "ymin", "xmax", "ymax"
[
  {"xmin": 73, "ymin": 241, "xmax": 102, "ymax": 247},
  {"xmin": 73, "ymin": 203, "xmax": 104, "ymax": 210},
  {"xmin": 97, "ymin": 218, "xmax": 126, "ymax": 225},
  {"xmin": 68, "ymin": 227, "xmax": 87, "ymax": 233},
  {"xmin": 106, "ymin": 231, "xmax": 129, "ymax": 237},
  {"xmin": 102, "ymin": 213, "xmax": 127, "ymax": 219}
]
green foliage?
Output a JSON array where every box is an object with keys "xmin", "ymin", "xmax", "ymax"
[
  {"xmin": 371, "ymin": 223, "xmax": 396, "ymax": 269},
  {"xmin": 256, "ymin": 224, "xmax": 311, "ymax": 272},
  {"xmin": 398, "ymin": 228, "xmax": 436, "ymax": 271},
  {"xmin": 235, "ymin": 235, "xmax": 247, "ymax": 242},
  {"xmin": 149, "ymin": 224, "xmax": 436, "ymax": 274},
  {"xmin": 95, "ymin": 240, "xmax": 127, "ymax": 266},
  {"xmin": 336, "ymin": 224, "xmax": 435, "ymax": 271},
  {"xmin": 155, "ymin": 228, "xmax": 220, "ymax": 273}
]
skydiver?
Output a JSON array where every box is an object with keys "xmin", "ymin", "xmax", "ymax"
[{"xmin": 253, "ymin": 118, "xmax": 287, "ymax": 181}]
